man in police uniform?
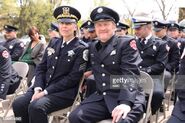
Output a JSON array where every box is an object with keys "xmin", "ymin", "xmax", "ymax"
[
  {"xmin": 153, "ymin": 20, "xmax": 180, "ymax": 90},
  {"xmin": 1, "ymin": 25, "xmax": 24, "ymax": 61},
  {"xmin": 69, "ymin": 6, "xmax": 145, "ymax": 123},
  {"xmin": 48, "ymin": 22, "xmax": 60, "ymax": 40},
  {"xmin": 116, "ymin": 22, "xmax": 130, "ymax": 36},
  {"xmin": 12, "ymin": 6, "xmax": 88, "ymax": 123},
  {"xmin": 0, "ymin": 45, "xmax": 21, "ymax": 99},
  {"xmin": 133, "ymin": 17, "xmax": 168, "ymax": 114}
]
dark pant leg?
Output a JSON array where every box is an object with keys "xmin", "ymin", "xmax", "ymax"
[
  {"xmin": 151, "ymin": 78, "xmax": 164, "ymax": 114},
  {"xmin": 69, "ymin": 100, "xmax": 111, "ymax": 123},
  {"xmin": 167, "ymin": 115, "xmax": 184, "ymax": 123},
  {"xmin": 85, "ymin": 79, "xmax": 96, "ymax": 98},
  {"xmin": 8, "ymin": 79, "xmax": 21, "ymax": 94},
  {"xmin": 28, "ymin": 95, "xmax": 73, "ymax": 123},
  {"xmin": 12, "ymin": 91, "xmax": 33, "ymax": 123}
]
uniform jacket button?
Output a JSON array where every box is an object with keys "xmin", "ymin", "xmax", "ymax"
[{"xmin": 103, "ymin": 92, "xmax": 106, "ymax": 95}]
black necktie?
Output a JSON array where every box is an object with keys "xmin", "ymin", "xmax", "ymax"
[
  {"xmin": 140, "ymin": 38, "xmax": 146, "ymax": 46},
  {"xmin": 61, "ymin": 42, "xmax": 67, "ymax": 48}
]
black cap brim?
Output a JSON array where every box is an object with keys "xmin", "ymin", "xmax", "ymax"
[{"xmin": 153, "ymin": 27, "xmax": 163, "ymax": 32}]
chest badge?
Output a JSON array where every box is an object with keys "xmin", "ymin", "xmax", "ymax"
[
  {"xmin": 9, "ymin": 45, "xmax": 13, "ymax": 49},
  {"xmin": 68, "ymin": 50, "xmax": 75, "ymax": 57},
  {"xmin": 47, "ymin": 47, "xmax": 55, "ymax": 56}
]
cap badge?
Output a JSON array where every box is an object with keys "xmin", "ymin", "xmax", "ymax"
[
  {"xmin": 62, "ymin": 7, "xmax": 70, "ymax": 16},
  {"xmin": 88, "ymin": 21, "xmax": 91, "ymax": 25},
  {"xmin": 97, "ymin": 7, "xmax": 103, "ymax": 13},
  {"xmin": 155, "ymin": 22, "xmax": 158, "ymax": 25}
]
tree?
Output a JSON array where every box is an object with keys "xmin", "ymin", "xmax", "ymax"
[
  {"xmin": 0, "ymin": 0, "xmax": 20, "ymax": 29},
  {"xmin": 154, "ymin": 0, "xmax": 177, "ymax": 20},
  {"xmin": 18, "ymin": 0, "xmax": 55, "ymax": 37}
]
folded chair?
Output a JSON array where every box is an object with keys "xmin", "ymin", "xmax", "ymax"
[
  {"xmin": 48, "ymin": 75, "xmax": 85, "ymax": 123},
  {"xmin": 0, "ymin": 62, "xmax": 29, "ymax": 120}
]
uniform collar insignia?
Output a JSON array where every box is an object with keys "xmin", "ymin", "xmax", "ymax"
[{"xmin": 110, "ymin": 50, "xmax": 116, "ymax": 56}]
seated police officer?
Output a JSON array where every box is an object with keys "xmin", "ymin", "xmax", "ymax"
[
  {"xmin": 0, "ymin": 45, "xmax": 21, "ymax": 99},
  {"xmin": 69, "ymin": 6, "xmax": 145, "ymax": 123},
  {"xmin": 48, "ymin": 22, "xmax": 60, "ymax": 40},
  {"xmin": 1, "ymin": 25, "xmax": 24, "ymax": 61},
  {"xmin": 168, "ymin": 32, "xmax": 185, "ymax": 123},
  {"xmin": 116, "ymin": 22, "xmax": 130, "ymax": 36},
  {"xmin": 12, "ymin": 6, "xmax": 88, "ymax": 123},
  {"xmin": 133, "ymin": 17, "xmax": 168, "ymax": 114},
  {"xmin": 153, "ymin": 20, "xmax": 180, "ymax": 90}
]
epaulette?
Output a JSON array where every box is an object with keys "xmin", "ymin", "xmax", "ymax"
[{"xmin": 79, "ymin": 40, "xmax": 89, "ymax": 47}]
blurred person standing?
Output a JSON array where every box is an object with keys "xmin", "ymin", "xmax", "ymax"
[{"xmin": 19, "ymin": 26, "xmax": 46, "ymax": 87}]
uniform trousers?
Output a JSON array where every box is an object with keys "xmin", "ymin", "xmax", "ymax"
[{"xmin": 12, "ymin": 90, "xmax": 73, "ymax": 123}]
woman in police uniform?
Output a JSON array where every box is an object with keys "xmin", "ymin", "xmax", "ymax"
[{"xmin": 12, "ymin": 6, "xmax": 88, "ymax": 123}]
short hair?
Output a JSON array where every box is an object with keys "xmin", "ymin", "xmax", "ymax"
[{"xmin": 28, "ymin": 26, "xmax": 40, "ymax": 37}]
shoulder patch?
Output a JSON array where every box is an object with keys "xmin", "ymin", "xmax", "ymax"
[
  {"xmin": 20, "ymin": 42, "xmax": 24, "ymax": 48},
  {"xmin": 130, "ymin": 40, "xmax": 137, "ymax": 50},
  {"xmin": 79, "ymin": 40, "xmax": 89, "ymax": 47},
  {"xmin": 83, "ymin": 49, "xmax": 89, "ymax": 61},
  {"xmin": 2, "ymin": 50, "xmax": 9, "ymax": 58}
]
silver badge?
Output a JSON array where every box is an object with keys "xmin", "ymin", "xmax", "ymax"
[
  {"xmin": 166, "ymin": 44, "xmax": 170, "ymax": 51},
  {"xmin": 68, "ymin": 50, "xmax": 75, "ymax": 57},
  {"xmin": 97, "ymin": 7, "xmax": 103, "ymax": 13},
  {"xmin": 83, "ymin": 49, "xmax": 89, "ymax": 61},
  {"xmin": 88, "ymin": 21, "xmax": 91, "ymax": 25},
  {"xmin": 110, "ymin": 50, "xmax": 116, "ymax": 56},
  {"xmin": 47, "ymin": 47, "xmax": 55, "ymax": 56}
]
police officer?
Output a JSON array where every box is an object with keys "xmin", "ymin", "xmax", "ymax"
[
  {"xmin": 0, "ymin": 45, "xmax": 21, "ymax": 99},
  {"xmin": 48, "ymin": 22, "xmax": 60, "ymax": 40},
  {"xmin": 167, "ymin": 22, "xmax": 181, "ymax": 40},
  {"xmin": 133, "ymin": 17, "xmax": 168, "ymax": 114},
  {"xmin": 153, "ymin": 20, "xmax": 180, "ymax": 90},
  {"xmin": 116, "ymin": 22, "xmax": 130, "ymax": 36},
  {"xmin": 69, "ymin": 6, "xmax": 145, "ymax": 123},
  {"xmin": 1, "ymin": 25, "xmax": 24, "ymax": 61},
  {"xmin": 47, "ymin": 22, "xmax": 60, "ymax": 46},
  {"xmin": 168, "ymin": 39, "xmax": 185, "ymax": 123},
  {"xmin": 12, "ymin": 6, "xmax": 88, "ymax": 123}
]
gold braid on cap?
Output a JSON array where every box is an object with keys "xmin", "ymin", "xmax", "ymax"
[{"xmin": 57, "ymin": 7, "xmax": 78, "ymax": 20}]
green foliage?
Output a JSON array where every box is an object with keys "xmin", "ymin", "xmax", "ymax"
[{"xmin": 18, "ymin": 0, "xmax": 55, "ymax": 37}]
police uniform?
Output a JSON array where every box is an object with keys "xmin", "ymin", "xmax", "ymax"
[
  {"xmin": 12, "ymin": 6, "xmax": 88, "ymax": 123},
  {"xmin": 1, "ymin": 25, "xmax": 24, "ymax": 61},
  {"xmin": 0, "ymin": 46, "xmax": 21, "ymax": 99},
  {"xmin": 133, "ymin": 19, "xmax": 168, "ymax": 114},
  {"xmin": 153, "ymin": 20, "xmax": 180, "ymax": 89},
  {"xmin": 69, "ymin": 6, "xmax": 145, "ymax": 123}
]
